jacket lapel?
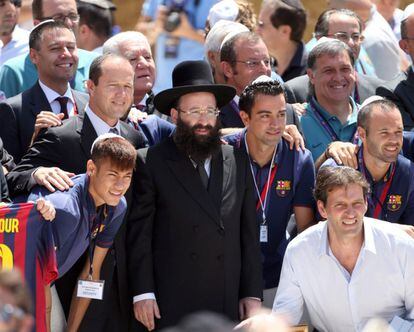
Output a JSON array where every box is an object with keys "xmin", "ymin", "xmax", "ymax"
[
  {"xmin": 77, "ymin": 112, "xmax": 97, "ymax": 159},
  {"xmin": 29, "ymin": 82, "xmax": 51, "ymax": 118},
  {"xmin": 165, "ymin": 139, "xmax": 221, "ymax": 225}
]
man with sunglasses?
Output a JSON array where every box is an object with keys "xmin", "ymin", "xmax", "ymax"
[
  {"xmin": 0, "ymin": 0, "xmax": 98, "ymax": 98},
  {"xmin": 127, "ymin": 60, "xmax": 262, "ymax": 331}
]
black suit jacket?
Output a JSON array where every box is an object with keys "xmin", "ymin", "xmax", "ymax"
[
  {"xmin": 0, "ymin": 81, "xmax": 89, "ymax": 163},
  {"xmin": 127, "ymin": 138, "xmax": 262, "ymax": 330},
  {"xmin": 6, "ymin": 112, "xmax": 146, "ymax": 331},
  {"xmin": 377, "ymin": 67, "xmax": 414, "ymax": 130},
  {"xmin": 219, "ymin": 101, "xmax": 244, "ymax": 128},
  {"xmin": 284, "ymin": 73, "xmax": 385, "ymax": 104}
]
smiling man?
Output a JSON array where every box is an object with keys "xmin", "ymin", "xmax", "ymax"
[
  {"xmin": 28, "ymin": 134, "xmax": 137, "ymax": 331},
  {"xmin": 273, "ymin": 166, "xmax": 414, "ymax": 331},
  {"xmin": 323, "ymin": 98, "xmax": 414, "ymax": 233},
  {"xmin": 223, "ymin": 77, "xmax": 315, "ymax": 308},
  {"xmin": 0, "ymin": 20, "xmax": 88, "ymax": 163},
  {"xmin": 5, "ymin": 53, "xmax": 145, "ymax": 331},
  {"xmin": 127, "ymin": 60, "xmax": 262, "ymax": 330},
  {"xmin": 299, "ymin": 39, "xmax": 357, "ymax": 166}
]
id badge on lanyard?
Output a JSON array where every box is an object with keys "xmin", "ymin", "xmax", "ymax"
[{"xmin": 77, "ymin": 206, "xmax": 106, "ymax": 300}]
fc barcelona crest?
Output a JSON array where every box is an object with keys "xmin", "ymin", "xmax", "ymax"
[
  {"xmin": 276, "ymin": 180, "xmax": 291, "ymax": 197},
  {"xmin": 387, "ymin": 195, "xmax": 402, "ymax": 212}
]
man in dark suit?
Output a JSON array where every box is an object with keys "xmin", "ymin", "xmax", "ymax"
[
  {"xmin": 7, "ymin": 53, "xmax": 145, "ymax": 331},
  {"xmin": 0, "ymin": 20, "xmax": 89, "ymax": 164},
  {"xmin": 102, "ymin": 31, "xmax": 176, "ymax": 143},
  {"xmin": 377, "ymin": 6, "xmax": 414, "ymax": 130},
  {"xmin": 127, "ymin": 60, "xmax": 262, "ymax": 331},
  {"xmin": 284, "ymin": 8, "xmax": 384, "ymax": 105}
]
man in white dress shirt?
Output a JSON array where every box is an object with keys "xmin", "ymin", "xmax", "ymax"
[
  {"xmin": 273, "ymin": 166, "xmax": 414, "ymax": 331},
  {"xmin": 0, "ymin": 0, "xmax": 30, "ymax": 67}
]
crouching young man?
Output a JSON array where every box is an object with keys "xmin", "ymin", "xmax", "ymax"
[{"xmin": 28, "ymin": 134, "xmax": 137, "ymax": 331}]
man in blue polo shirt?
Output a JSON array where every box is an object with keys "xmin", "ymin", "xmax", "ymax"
[
  {"xmin": 28, "ymin": 134, "xmax": 137, "ymax": 330},
  {"xmin": 323, "ymin": 99, "xmax": 414, "ymax": 235},
  {"xmin": 224, "ymin": 77, "xmax": 315, "ymax": 307},
  {"xmin": 300, "ymin": 39, "xmax": 359, "ymax": 168}
]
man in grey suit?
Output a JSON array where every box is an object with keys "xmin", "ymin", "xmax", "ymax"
[
  {"xmin": 0, "ymin": 20, "xmax": 88, "ymax": 163},
  {"xmin": 127, "ymin": 60, "xmax": 262, "ymax": 331},
  {"xmin": 284, "ymin": 8, "xmax": 384, "ymax": 105}
]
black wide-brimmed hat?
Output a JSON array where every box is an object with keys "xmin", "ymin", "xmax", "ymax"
[{"xmin": 154, "ymin": 60, "xmax": 236, "ymax": 115}]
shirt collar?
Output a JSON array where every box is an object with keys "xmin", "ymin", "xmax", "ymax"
[
  {"xmin": 242, "ymin": 129, "xmax": 284, "ymax": 167},
  {"xmin": 10, "ymin": 25, "xmax": 29, "ymax": 44},
  {"xmin": 310, "ymin": 96, "xmax": 359, "ymax": 123},
  {"xmin": 38, "ymin": 80, "xmax": 74, "ymax": 104},
  {"xmin": 288, "ymin": 41, "xmax": 307, "ymax": 69},
  {"xmin": 85, "ymin": 104, "xmax": 121, "ymax": 136},
  {"xmin": 318, "ymin": 217, "xmax": 377, "ymax": 257}
]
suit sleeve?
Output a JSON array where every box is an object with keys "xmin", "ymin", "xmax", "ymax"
[
  {"xmin": 377, "ymin": 85, "xmax": 414, "ymax": 131},
  {"xmin": 0, "ymin": 102, "xmax": 21, "ymax": 163},
  {"xmin": 239, "ymin": 153, "xmax": 263, "ymax": 300},
  {"xmin": 126, "ymin": 149, "xmax": 156, "ymax": 296},
  {"xmin": 6, "ymin": 128, "xmax": 63, "ymax": 197}
]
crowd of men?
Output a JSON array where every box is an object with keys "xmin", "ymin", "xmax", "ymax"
[{"xmin": 1, "ymin": 0, "xmax": 414, "ymax": 331}]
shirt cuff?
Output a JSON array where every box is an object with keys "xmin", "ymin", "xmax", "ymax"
[{"xmin": 133, "ymin": 292, "xmax": 156, "ymax": 304}]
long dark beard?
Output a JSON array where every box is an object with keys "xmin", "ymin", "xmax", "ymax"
[{"xmin": 173, "ymin": 116, "xmax": 222, "ymax": 160}]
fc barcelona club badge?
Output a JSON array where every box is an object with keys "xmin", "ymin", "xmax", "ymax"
[
  {"xmin": 276, "ymin": 180, "xmax": 291, "ymax": 197},
  {"xmin": 387, "ymin": 195, "xmax": 402, "ymax": 211}
]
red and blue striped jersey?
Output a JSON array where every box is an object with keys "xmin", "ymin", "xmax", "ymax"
[{"xmin": 0, "ymin": 202, "xmax": 58, "ymax": 332}]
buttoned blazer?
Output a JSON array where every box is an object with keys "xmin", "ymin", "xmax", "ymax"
[{"xmin": 127, "ymin": 137, "xmax": 262, "ymax": 330}]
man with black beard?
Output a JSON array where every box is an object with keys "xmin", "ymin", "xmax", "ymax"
[{"xmin": 127, "ymin": 60, "xmax": 263, "ymax": 331}]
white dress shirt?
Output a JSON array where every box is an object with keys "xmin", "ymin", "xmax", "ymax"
[
  {"xmin": 38, "ymin": 80, "xmax": 76, "ymax": 116},
  {"xmin": 0, "ymin": 25, "xmax": 29, "ymax": 66},
  {"xmin": 85, "ymin": 105, "xmax": 121, "ymax": 136},
  {"xmin": 273, "ymin": 218, "xmax": 414, "ymax": 332}
]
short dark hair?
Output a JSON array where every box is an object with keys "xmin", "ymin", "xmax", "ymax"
[
  {"xmin": 401, "ymin": 18, "xmax": 410, "ymax": 40},
  {"xmin": 88, "ymin": 53, "xmax": 127, "ymax": 85},
  {"xmin": 78, "ymin": 2, "xmax": 113, "ymax": 39},
  {"xmin": 29, "ymin": 20, "xmax": 71, "ymax": 51},
  {"xmin": 32, "ymin": 0, "xmax": 43, "ymax": 20},
  {"xmin": 220, "ymin": 31, "xmax": 262, "ymax": 67},
  {"xmin": 308, "ymin": 39, "xmax": 355, "ymax": 70},
  {"xmin": 91, "ymin": 136, "xmax": 137, "ymax": 171},
  {"xmin": 357, "ymin": 99, "xmax": 399, "ymax": 132},
  {"xmin": 266, "ymin": 0, "xmax": 307, "ymax": 42},
  {"xmin": 239, "ymin": 80, "xmax": 285, "ymax": 116},
  {"xmin": 315, "ymin": 166, "xmax": 369, "ymax": 205},
  {"xmin": 314, "ymin": 9, "xmax": 363, "ymax": 38}
]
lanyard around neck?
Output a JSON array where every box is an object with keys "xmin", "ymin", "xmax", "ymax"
[{"xmin": 244, "ymin": 135, "xmax": 278, "ymax": 225}]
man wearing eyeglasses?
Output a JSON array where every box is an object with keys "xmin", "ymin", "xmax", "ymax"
[
  {"xmin": 219, "ymin": 31, "xmax": 273, "ymax": 129},
  {"xmin": 285, "ymin": 8, "xmax": 385, "ymax": 105},
  {"xmin": 127, "ymin": 60, "xmax": 262, "ymax": 331},
  {"xmin": 0, "ymin": 0, "xmax": 98, "ymax": 98}
]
